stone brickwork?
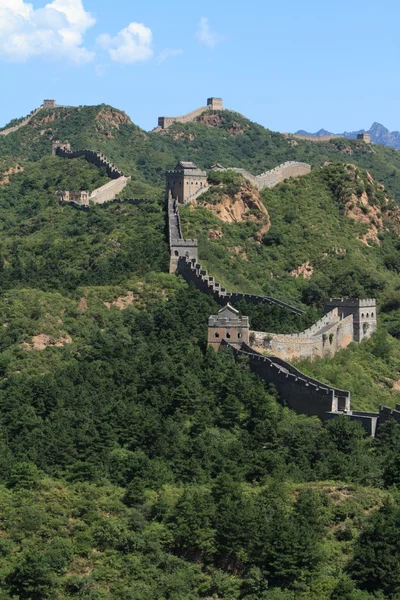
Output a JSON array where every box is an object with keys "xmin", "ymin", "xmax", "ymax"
[
  {"xmin": 287, "ymin": 133, "xmax": 338, "ymax": 142},
  {"xmin": 157, "ymin": 97, "xmax": 224, "ymax": 130},
  {"xmin": 251, "ymin": 310, "xmax": 354, "ymax": 361},
  {"xmin": 224, "ymin": 339, "xmax": 351, "ymax": 419},
  {"xmin": 57, "ymin": 190, "xmax": 90, "ymax": 207},
  {"xmin": 211, "ymin": 161, "xmax": 312, "ymax": 191},
  {"xmin": 208, "ymin": 305, "xmax": 249, "ymax": 350},
  {"xmin": 211, "ymin": 310, "xmax": 383, "ymax": 436},
  {"xmin": 43, "ymin": 99, "xmax": 57, "ymax": 108},
  {"xmin": 325, "ymin": 298, "xmax": 377, "ymax": 342},
  {"xmin": 166, "ymin": 161, "xmax": 209, "ymax": 204},
  {"xmin": 357, "ymin": 133, "xmax": 371, "ymax": 143}
]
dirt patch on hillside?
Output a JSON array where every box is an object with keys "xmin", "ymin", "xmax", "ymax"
[
  {"xmin": 78, "ymin": 297, "xmax": 88, "ymax": 312},
  {"xmin": 208, "ymin": 227, "xmax": 224, "ymax": 239},
  {"xmin": 24, "ymin": 334, "xmax": 72, "ymax": 351},
  {"xmin": 0, "ymin": 165, "xmax": 24, "ymax": 185},
  {"xmin": 291, "ymin": 261, "xmax": 314, "ymax": 279},
  {"xmin": 95, "ymin": 108, "xmax": 132, "ymax": 129},
  {"xmin": 193, "ymin": 182, "xmax": 270, "ymax": 241},
  {"xmin": 345, "ymin": 191, "xmax": 383, "ymax": 245},
  {"xmin": 104, "ymin": 292, "xmax": 137, "ymax": 310}
]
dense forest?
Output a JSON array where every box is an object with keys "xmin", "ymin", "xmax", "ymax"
[{"xmin": 1, "ymin": 104, "xmax": 400, "ymax": 598}]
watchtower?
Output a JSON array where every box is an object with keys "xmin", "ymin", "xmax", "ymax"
[
  {"xmin": 52, "ymin": 140, "xmax": 71, "ymax": 155},
  {"xmin": 357, "ymin": 133, "xmax": 371, "ymax": 143},
  {"xmin": 208, "ymin": 305, "xmax": 250, "ymax": 351},
  {"xmin": 43, "ymin": 99, "xmax": 57, "ymax": 109},
  {"xmin": 324, "ymin": 298, "xmax": 377, "ymax": 342},
  {"xmin": 166, "ymin": 161, "xmax": 208, "ymax": 204},
  {"xmin": 207, "ymin": 97, "xmax": 223, "ymax": 111}
]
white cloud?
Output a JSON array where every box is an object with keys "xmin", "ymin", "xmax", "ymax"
[
  {"xmin": 0, "ymin": 0, "xmax": 95, "ymax": 64},
  {"xmin": 196, "ymin": 17, "xmax": 220, "ymax": 48},
  {"xmin": 156, "ymin": 48, "xmax": 183, "ymax": 65},
  {"xmin": 98, "ymin": 22, "xmax": 153, "ymax": 64}
]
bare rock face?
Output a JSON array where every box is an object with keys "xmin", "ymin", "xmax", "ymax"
[{"xmin": 193, "ymin": 181, "xmax": 270, "ymax": 241}]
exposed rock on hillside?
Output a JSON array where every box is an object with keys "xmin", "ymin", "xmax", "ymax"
[
  {"xmin": 335, "ymin": 165, "xmax": 400, "ymax": 246},
  {"xmin": 192, "ymin": 177, "xmax": 270, "ymax": 241}
]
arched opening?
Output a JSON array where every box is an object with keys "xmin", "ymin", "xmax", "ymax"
[
  {"xmin": 226, "ymin": 332, "xmax": 231, "ymax": 339},
  {"xmin": 174, "ymin": 251, "xmax": 179, "ymax": 256},
  {"xmin": 238, "ymin": 333, "xmax": 242, "ymax": 339},
  {"xmin": 366, "ymin": 313, "xmax": 369, "ymax": 318},
  {"xmin": 215, "ymin": 333, "xmax": 220, "ymax": 338}
]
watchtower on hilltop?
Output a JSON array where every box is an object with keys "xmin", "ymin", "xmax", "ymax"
[
  {"xmin": 166, "ymin": 161, "xmax": 208, "ymax": 204},
  {"xmin": 207, "ymin": 97, "xmax": 223, "ymax": 110},
  {"xmin": 43, "ymin": 99, "xmax": 57, "ymax": 109},
  {"xmin": 357, "ymin": 133, "xmax": 371, "ymax": 143},
  {"xmin": 208, "ymin": 305, "xmax": 250, "ymax": 351},
  {"xmin": 324, "ymin": 298, "xmax": 377, "ymax": 342}
]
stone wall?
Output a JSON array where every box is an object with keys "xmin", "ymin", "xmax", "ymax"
[
  {"xmin": 89, "ymin": 176, "xmax": 130, "ymax": 204},
  {"xmin": 250, "ymin": 312, "xmax": 354, "ymax": 361},
  {"xmin": 54, "ymin": 147, "xmax": 125, "ymax": 179},
  {"xmin": 225, "ymin": 340, "xmax": 351, "ymax": 419},
  {"xmin": 157, "ymin": 98, "xmax": 224, "ymax": 130},
  {"xmin": 178, "ymin": 257, "xmax": 305, "ymax": 314},
  {"xmin": 55, "ymin": 145, "xmax": 129, "ymax": 206},
  {"xmin": 287, "ymin": 134, "xmax": 338, "ymax": 142},
  {"xmin": 212, "ymin": 161, "xmax": 311, "ymax": 191},
  {"xmin": 0, "ymin": 107, "xmax": 42, "ymax": 137}
]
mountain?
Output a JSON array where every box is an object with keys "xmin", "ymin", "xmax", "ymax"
[
  {"xmin": 1, "ymin": 102, "xmax": 400, "ymax": 598},
  {"xmin": 296, "ymin": 122, "xmax": 400, "ymax": 149}
]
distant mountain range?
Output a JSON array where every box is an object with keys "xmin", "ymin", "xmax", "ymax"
[{"xmin": 296, "ymin": 122, "xmax": 400, "ymax": 149}]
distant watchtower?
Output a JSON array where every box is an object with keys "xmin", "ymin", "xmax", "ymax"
[
  {"xmin": 52, "ymin": 140, "xmax": 71, "ymax": 155},
  {"xmin": 208, "ymin": 305, "xmax": 250, "ymax": 351},
  {"xmin": 207, "ymin": 97, "xmax": 223, "ymax": 110},
  {"xmin": 166, "ymin": 161, "xmax": 208, "ymax": 204},
  {"xmin": 357, "ymin": 133, "xmax": 371, "ymax": 144},
  {"xmin": 43, "ymin": 99, "xmax": 57, "ymax": 109},
  {"xmin": 324, "ymin": 298, "xmax": 377, "ymax": 342}
]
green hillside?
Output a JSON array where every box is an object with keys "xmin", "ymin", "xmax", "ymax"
[
  {"xmin": 2, "ymin": 104, "xmax": 400, "ymax": 598},
  {"xmin": 4, "ymin": 104, "xmax": 400, "ymax": 200}
]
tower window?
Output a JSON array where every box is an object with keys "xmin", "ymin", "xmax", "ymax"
[
  {"xmin": 226, "ymin": 332, "xmax": 231, "ymax": 339},
  {"xmin": 238, "ymin": 333, "xmax": 242, "ymax": 339},
  {"xmin": 215, "ymin": 333, "xmax": 220, "ymax": 338}
]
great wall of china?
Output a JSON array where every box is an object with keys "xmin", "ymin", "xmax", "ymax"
[
  {"xmin": 211, "ymin": 161, "xmax": 312, "ymax": 190},
  {"xmin": 52, "ymin": 142, "xmax": 130, "ymax": 207},
  {"xmin": 0, "ymin": 96, "xmax": 392, "ymax": 433},
  {"xmin": 166, "ymin": 166, "xmax": 394, "ymax": 437}
]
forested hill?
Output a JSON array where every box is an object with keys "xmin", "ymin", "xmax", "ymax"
[
  {"xmin": 4, "ymin": 103, "xmax": 400, "ymax": 200},
  {"xmin": 2, "ymin": 103, "xmax": 400, "ymax": 599}
]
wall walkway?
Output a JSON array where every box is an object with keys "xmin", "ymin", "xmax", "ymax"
[
  {"xmin": 212, "ymin": 161, "xmax": 311, "ymax": 190},
  {"xmin": 0, "ymin": 107, "xmax": 42, "ymax": 137}
]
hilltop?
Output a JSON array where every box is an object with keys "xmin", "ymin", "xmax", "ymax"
[{"xmin": 4, "ymin": 103, "xmax": 400, "ymax": 200}]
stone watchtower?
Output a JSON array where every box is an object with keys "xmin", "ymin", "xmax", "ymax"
[
  {"xmin": 166, "ymin": 161, "xmax": 208, "ymax": 204},
  {"xmin": 324, "ymin": 298, "xmax": 377, "ymax": 342},
  {"xmin": 208, "ymin": 305, "xmax": 250, "ymax": 351},
  {"xmin": 52, "ymin": 140, "xmax": 71, "ymax": 155},
  {"xmin": 357, "ymin": 133, "xmax": 371, "ymax": 144},
  {"xmin": 207, "ymin": 97, "xmax": 223, "ymax": 110},
  {"xmin": 43, "ymin": 99, "xmax": 57, "ymax": 109}
]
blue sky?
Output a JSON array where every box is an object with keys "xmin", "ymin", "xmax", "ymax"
[{"xmin": 1, "ymin": 0, "xmax": 399, "ymax": 133}]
